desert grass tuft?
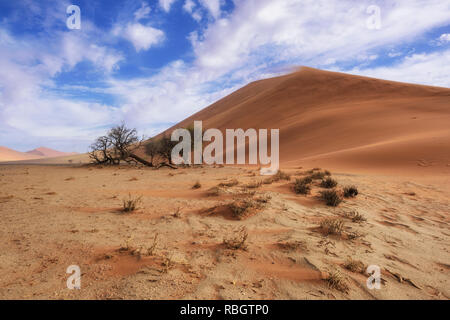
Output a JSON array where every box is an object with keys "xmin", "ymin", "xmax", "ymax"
[
  {"xmin": 343, "ymin": 185, "xmax": 358, "ymax": 198},
  {"xmin": 245, "ymin": 180, "xmax": 263, "ymax": 189},
  {"xmin": 218, "ymin": 179, "xmax": 239, "ymax": 187},
  {"xmin": 320, "ymin": 189, "xmax": 343, "ymax": 206},
  {"xmin": 344, "ymin": 186, "xmax": 359, "ymax": 198},
  {"xmin": 320, "ymin": 218, "xmax": 345, "ymax": 235},
  {"xmin": 320, "ymin": 177, "xmax": 338, "ymax": 189},
  {"xmin": 122, "ymin": 194, "xmax": 142, "ymax": 212},
  {"xmin": 192, "ymin": 181, "xmax": 202, "ymax": 189},
  {"xmin": 343, "ymin": 210, "xmax": 366, "ymax": 223},
  {"xmin": 272, "ymin": 170, "xmax": 291, "ymax": 182},
  {"xmin": 293, "ymin": 178, "xmax": 312, "ymax": 195},
  {"xmin": 277, "ymin": 240, "xmax": 307, "ymax": 252},
  {"xmin": 326, "ymin": 271, "xmax": 349, "ymax": 293},
  {"xmin": 343, "ymin": 258, "xmax": 366, "ymax": 274}
]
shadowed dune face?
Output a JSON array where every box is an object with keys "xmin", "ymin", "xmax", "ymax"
[{"xmin": 161, "ymin": 67, "xmax": 450, "ymax": 174}]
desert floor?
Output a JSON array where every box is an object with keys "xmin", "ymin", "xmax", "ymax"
[{"xmin": 0, "ymin": 164, "xmax": 449, "ymax": 300}]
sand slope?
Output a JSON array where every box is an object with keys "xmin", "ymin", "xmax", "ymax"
[{"xmin": 164, "ymin": 67, "xmax": 450, "ymax": 174}]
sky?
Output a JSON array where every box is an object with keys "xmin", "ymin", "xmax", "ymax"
[{"xmin": 0, "ymin": 0, "xmax": 449, "ymax": 152}]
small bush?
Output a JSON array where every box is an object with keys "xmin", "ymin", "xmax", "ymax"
[
  {"xmin": 122, "ymin": 194, "xmax": 142, "ymax": 212},
  {"xmin": 245, "ymin": 180, "xmax": 262, "ymax": 189},
  {"xmin": 320, "ymin": 189, "xmax": 343, "ymax": 206},
  {"xmin": 298, "ymin": 176, "xmax": 313, "ymax": 184},
  {"xmin": 277, "ymin": 240, "xmax": 307, "ymax": 252},
  {"xmin": 223, "ymin": 227, "xmax": 248, "ymax": 250},
  {"xmin": 343, "ymin": 186, "xmax": 358, "ymax": 198},
  {"xmin": 229, "ymin": 199, "xmax": 256, "ymax": 219},
  {"xmin": 320, "ymin": 218, "xmax": 345, "ymax": 235},
  {"xmin": 310, "ymin": 171, "xmax": 326, "ymax": 180},
  {"xmin": 343, "ymin": 210, "xmax": 366, "ymax": 223},
  {"xmin": 320, "ymin": 177, "xmax": 338, "ymax": 189},
  {"xmin": 272, "ymin": 170, "xmax": 291, "ymax": 182},
  {"xmin": 343, "ymin": 258, "xmax": 366, "ymax": 274},
  {"xmin": 192, "ymin": 181, "xmax": 202, "ymax": 189},
  {"xmin": 293, "ymin": 178, "xmax": 311, "ymax": 195},
  {"xmin": 326, "ymin": 271, "xmax": 349, "ymax": 293},
  {"xmin": 219, "ymin": 179, "xmax": 239, "ymax": 187}
]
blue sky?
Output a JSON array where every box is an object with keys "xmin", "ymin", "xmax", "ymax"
[{"xmin": 0, "ymin": 0, "xmax": 449, "ymax": 152}]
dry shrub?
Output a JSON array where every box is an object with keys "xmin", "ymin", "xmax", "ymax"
[
  {"xmin": 229, "ymin": 199, "xmax": 256, "ymax": 219},
  {"xmin": 245, "ymin": 180, "xmax": 262, "ymax": 189},
  {"xmin": 272, "ymin": 170, "xmax": 291, "ymax": 182},
  {"xmin": 255, "ymin": 194, "xmax": 271, "ymax": 204},
  {"xmin": 320, "ymin": 218, "xmax": 345, "ymax": 235},
  {"xmin": 146, "ymin": 234, "xmax": 159, "ymax": 256},
  {"xmin": 326, "ymin": 271, "xmax": 349, "ymax": 293},
  {"xmin": 310, "ymin": 171, "xmax": 326, "ymax": 180},
  {"xmin": 320, "ymin": 177, "xmax": 338, "ymax": 189},
  {"xmin": 277, "ymin": 240, "xmax": 307, "ymax": 252},
  {"xmin": 223, "ymin": 227, "xmax": 248, "ymax": 250},
  {"xmin": 320, "ymin": 189, "xmax": 343, "ymax": 206},
  {"xmin": 192, "ymin": 181, "xmax": 202, "ymax": 189},
  {"xmin": 293, "ymin": 178, "xmax": 311, "ymax": 195},
  {"xmin": 343, "ymin": 185, "xmax": 359, "ymax": 198},
  {"xmin": 129, "ymin": 177, "xmax": 138, "ymax": 181},
  {"xmin": 343, "ymin": 258, "xmax": 366, "ymax": 274},
  {"xmin": 173, "ymin": 207, "xmax": 182, "ymax": 218},
  {"xmin": 219, "ymin": 179, "xmax": 239, "ymax": 187},
  {"xmin": 122, "ymin": 194, "xmax": 142, "ymax": 212},
  {"xmin": 343, "ymin": 210, "xmax": 366, "ymax": 223}
]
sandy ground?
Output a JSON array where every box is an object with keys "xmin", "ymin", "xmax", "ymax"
[{"xmin": 0, "ymin": 164, "xmax": 448, "ymax": 300}]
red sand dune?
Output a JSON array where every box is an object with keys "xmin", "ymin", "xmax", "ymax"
[
  {"xmin": 26, "ymin": 147, "xmax": 77, "ymax": 158},
  {"xmin": 0, "ymin": 146, "xmax": 77, "ymax": 162},
  {"xmin": 164, "ymin": 67, "xmax": 450, "ymax": 174}
]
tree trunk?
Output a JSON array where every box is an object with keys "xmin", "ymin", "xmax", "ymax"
[{"xmin": 129, "ymin": 153, "xmax": 154, "ymax": 167}]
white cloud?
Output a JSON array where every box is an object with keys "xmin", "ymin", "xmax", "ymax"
[
  {"xmin": 115, "ymin": 23, "xmax": 165, "ymax": 52},
  {"xmin": 159, "ymin": 0, "xmax": 177, "ymax": 13},
  {"xmin": 388, "ymin": 51, "xmax": 403, "ymax": 58},
  {"xmin": 198, "ymin": 0, "xmax": 221, "ymax": 19},
  {"xmin": 344, "ymin": 49, "xmax": 450, "ymax": 88},
  {"xmin": 438, "ymin": 33, "xmax": 450, "ymax": 43},
  {"xmin": 183, "ymin": 0, "xmax": 196, "ymax": 13},
  {"xmin": 134, "ymin": 2, "xmax": 151, "ymax": 21}
]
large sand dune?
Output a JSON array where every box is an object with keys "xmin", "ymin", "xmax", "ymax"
[{"xmin": 165, "ymin": 67, "xmax": 450, "ymax": 174}]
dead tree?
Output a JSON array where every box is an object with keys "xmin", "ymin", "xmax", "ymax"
[{"xmin": 89, "ymin": 123, "xmax": 151, "ymax": 166}]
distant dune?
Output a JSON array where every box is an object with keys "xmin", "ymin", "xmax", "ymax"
[
  {"xmin": 163, "ymin": 67, "xmax": 450, "ymax": 174},
  {"xmin": 0, "ymin": 146, "xmax": 77, "ymax": 162}
]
